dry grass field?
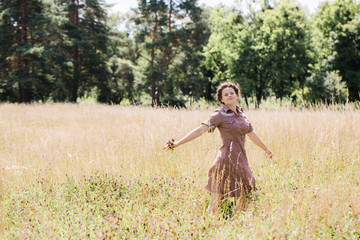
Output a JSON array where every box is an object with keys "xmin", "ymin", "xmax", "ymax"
[{"xmin": 0, "ymin": 103, "xmax": 359, "ymax": 239}]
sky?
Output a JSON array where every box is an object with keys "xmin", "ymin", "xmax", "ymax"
[{"xmin": 105, "ymin": 0, "xmax": 325, "ymax": 15}]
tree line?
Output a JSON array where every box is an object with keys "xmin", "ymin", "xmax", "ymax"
[{"xmin": 0, "ymin": 0, "xmax": 359, "ymax": 107}]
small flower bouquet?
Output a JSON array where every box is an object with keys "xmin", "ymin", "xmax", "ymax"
[{"xmin": 167, "ymin": 138, "xmax": 175, "ymax": 150}]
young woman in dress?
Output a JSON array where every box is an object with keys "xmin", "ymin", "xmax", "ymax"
[{"xmin": 163, "ymin": 82, "xmax": 273, "ymax": 213}]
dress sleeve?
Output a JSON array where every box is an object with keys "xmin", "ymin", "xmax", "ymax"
[
  {"xmin": 248, "ymin": 122, "xmax": 254, "ymax": 133},
  {"xmin": 201, "ymin": 111, "xmax": 222, "ymax": 133},
  {"xmin": 241, "ymin": 109, "xmax": 253, "ymax": 133}
]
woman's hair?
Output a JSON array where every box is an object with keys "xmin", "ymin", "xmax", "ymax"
[{"xmin": 216, "ymin": 82, "xmax": 241, "ymax": 104}]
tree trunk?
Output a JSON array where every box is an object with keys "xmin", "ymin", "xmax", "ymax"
[
  {"xmin": 71, "ymin": 46, "xmax": 79, "ymax": 102},
  {"xmin": 150, "ymin": 46, "xmax": 157, "ymax": 106},
  {"xmin": 255, "ymin": 92, "xmax": 261, "ymax": 109},
  {"xmin": 254, "ymin": 66, "xmax": 262, "ymax": 109},
  {"xmin": 244, "ymin": 94, "xmax": 249, "ymax": 109},
  {"xmin": 151, "ymin": 79, "xmax": 158, "ymax": 107},
  {"xmin": 205, "ymin": 80, "xmax": 212, "ymax": 101},
  {"xmin": 18, "ymin": 0, "xmax": 30, "ymax": 103},
  {"xmin": 70, "ymin": 0, "xmax": 79, "ymax": 103},
  {"xmin": 150, "ymin": 13, "xmax": 159, "ymax": 107}
]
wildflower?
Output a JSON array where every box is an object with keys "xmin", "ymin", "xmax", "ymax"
[{"xmin": 166, "ymin": 138, "xmax": 175, "ymax": 150}]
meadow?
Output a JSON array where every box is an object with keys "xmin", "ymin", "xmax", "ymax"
[{"xmin": 0, "ymin": 103, "xmax": 359, "ymax": 239}]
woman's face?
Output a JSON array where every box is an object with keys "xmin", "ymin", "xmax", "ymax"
[{"xmin": 221, "ymin": 87, "xmax": 239, "ymax": 105}]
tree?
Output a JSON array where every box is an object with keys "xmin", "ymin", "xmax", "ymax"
[
  {"xmin": 0, "ymin": 0, "xmax": 111, "ymax": 103},
  {"xmin": 331, "ymin": 14, "xmax": 360, "ymax": 101},
  {"xmin": 312, "ymin": 0, "xmax": 360, "ymax": 101},
  {"xmin": 305, "ymin": 69, "xmax": 348, "ymax": 103},
  {"xmin": 128, "ymin": 0, "xmax": 210, "ymax": 106},
  {"xmin": 0, "ymin": 0, "xmax": 55, "ymax": 102},
  {"xmin": 202, "ymin": 7, "xmax": 241, "ymax": 102},
  {"xmin": 212, "ymin": 0, "xmax": 314, "ymax": 107},
  {"xmin": 61, "ymin": 0, "xmax": 109, "ymax": 102},
  {"xmin": 266, "ymin": 0, "xmax": 314, "ymax": 100}
]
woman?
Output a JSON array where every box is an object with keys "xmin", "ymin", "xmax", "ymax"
[{"xmin": 163, "ymin": 82, "xmax": 272, "ymax": 213}]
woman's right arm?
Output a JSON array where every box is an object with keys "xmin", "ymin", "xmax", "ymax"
[{"xmin": 163, "ymin": 124, "xmax": 209, "ymax": 150}]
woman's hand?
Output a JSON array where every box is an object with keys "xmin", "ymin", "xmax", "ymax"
[
  {"xmin": 265, "ymin": 148, "xmax": 273, "ymax": 159},
  {"xmin": 247, "ymin": 131, "xmax": 273, "ymax": 159},
  {"xmin": 162, "ymin": 140, "xmax": 178, "ymax": 151}
]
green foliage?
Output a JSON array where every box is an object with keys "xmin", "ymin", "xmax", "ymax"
[
  {"xmin": 312, "ymin": 0, "xmax": 360, "ymax": 101},
  {"xmin": 0, "ymin": 0, "xmax": 111, "ymax": 103},
  {"xmin": 61, "ymin": 0, "xmax": 110, "ymax": 102},
  {"xmin": 203, "ymin": 0, "xmax": 315, "ymax": 108},
  {"xmin": 331, "ymin": 13, "xmax": 360, "ymax": 101},
  {"xmin": 202, "ymin": 7, "xmax": 239, "ymax": 89},
  {"xmin": 0, "ymin": 0, "xmax": 57, "ymax": 102},
  {"xmin": 0, "ymin": 0, "xmax": 359, "ymax": 105},
  {"xmin": 127, "ymin": 0, "xmax": 211, "ymax": 106}
]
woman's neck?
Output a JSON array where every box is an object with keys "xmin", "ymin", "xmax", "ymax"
[{"xmin": 225, "ymin": 104, "xmax": 237, "ymax": 114}]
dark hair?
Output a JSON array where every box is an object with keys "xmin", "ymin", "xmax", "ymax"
[{"xmin": 216, "ymin": 82, "xmax": 241, "ymax": 104}]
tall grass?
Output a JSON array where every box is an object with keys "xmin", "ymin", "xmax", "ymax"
[{"xmin": 0, "ymin": 103, "xmax": 359, "ymax": 239}]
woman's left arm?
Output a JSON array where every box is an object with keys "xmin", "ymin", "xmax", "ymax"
[{"xmin": 246, "ymin": 131, "xmax": 273, "ymax": 158}]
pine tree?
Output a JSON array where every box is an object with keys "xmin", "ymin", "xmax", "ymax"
[
  {"xmin": 0, "ymin": 0, "xmax": 55, "ymax": 102},
  {"xmin": 61, "ymin": 0, "xmax": 109, "ymax": 102},
  {"xmin": 128, "ymin": 0, "xmax": 210, "ymax": 106}
]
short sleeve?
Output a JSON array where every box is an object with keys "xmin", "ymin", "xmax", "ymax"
[
  {"xmin": 248, "ymin": 122, "xmax": 253, "ymax": 133},
  {"xmin": 241, "ymin": 110, "xmax": 253, "ymax": 133},
  {"xmin": 201, "ymin": 110, "xmax": 222, "ymax": 133}
]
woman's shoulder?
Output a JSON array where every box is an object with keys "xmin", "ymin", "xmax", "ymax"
[
  {"xmin": 209, "ymin": 107, "xmax": 231, "ymax": 120},
  {"xmin": 209, "ymin": 109, "xmax": 221, "ymax": 117},
  {"xmin": 212, "ymin": 106, "xmax": 229, "ymax": 114}
]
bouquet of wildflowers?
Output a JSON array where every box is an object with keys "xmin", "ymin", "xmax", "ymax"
[{"xmin": 166, "ymin": 138, "xmax": 175, "ymax": 150}]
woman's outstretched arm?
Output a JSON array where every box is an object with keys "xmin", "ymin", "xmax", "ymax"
[
  {"xmin": 246, "ymin": 131, "xmax": 273, "ymax": 158},
  {"xmin": 163, "ymin": 124, "xmax": 209, "ymax": 150}
]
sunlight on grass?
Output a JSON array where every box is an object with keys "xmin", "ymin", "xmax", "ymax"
[{"xmin": 0, "ymin": 103, "xmax": 359, "ymax": 239}]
